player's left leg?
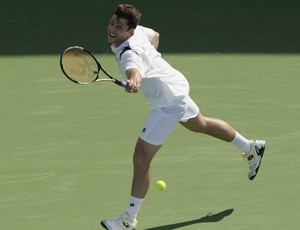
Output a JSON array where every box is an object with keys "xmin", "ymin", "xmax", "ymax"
[
  {"xmin": 180, "ymin": 96, "xmax": 266, "ymax": 180},
  {"xmin": 180, "ymin": 112, "xmax": 236, "ymax": 142}
]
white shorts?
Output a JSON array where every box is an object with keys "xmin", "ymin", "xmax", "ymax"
[{"xmin": 139, "ymin": 96, "xmax": 199, "ymax": 145}]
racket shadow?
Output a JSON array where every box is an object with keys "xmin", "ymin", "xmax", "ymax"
[{"xmin": 144, "ymin": 208, "xmax": 234, "ymax": 230}]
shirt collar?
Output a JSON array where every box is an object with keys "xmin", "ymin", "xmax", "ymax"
[
  {"xmin": 111, "ymin": 40, "xmax": 129, "ymax": 56},
  {"xmin": 110, "ymin": 35, "xmax": 135, "ymax": 56}
]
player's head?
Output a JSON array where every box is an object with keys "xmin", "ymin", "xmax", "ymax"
[
  {"xmin": 107, "ymin": 4, "xmax": 141, "ymax": 46},
  {"xmin": 114, "ymin": 4, "xmax": 141, "ymax": 30}
]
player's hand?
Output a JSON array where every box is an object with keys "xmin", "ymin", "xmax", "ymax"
[
  {"xmin": 125, "ymin": 78, "xmax": 140, "ymax": 93},
  {"xmin": 125, "ymin": 68, "xmax": 141, "ymax": 93}
]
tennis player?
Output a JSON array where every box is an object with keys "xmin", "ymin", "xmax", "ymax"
[{"xmin": 101, "ymin": 4, "xmax": 266, "ymax": 230}]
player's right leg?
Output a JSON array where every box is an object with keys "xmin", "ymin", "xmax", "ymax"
[
  {"xmin": 101, "ymin": 212, "xmax": 137, "ymax": 230},
  {"xmin": 101, "ymin": 103, "xmax": 187, "ymax": 230}
]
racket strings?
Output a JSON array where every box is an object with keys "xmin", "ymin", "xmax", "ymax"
[{"xmin": 62, "ymin": 49, "xmax": 99, "ymax": 84}]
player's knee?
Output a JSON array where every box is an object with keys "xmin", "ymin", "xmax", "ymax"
[
  {"xmin": 183, "ymin": 115, "xmax": 209, "ymax": 133},
  {"xmin": 132, "ymin": 138, "xmax": 160, "ymax": 170},
  {"xmin": 133, "ymin": 150, "xmax": 150, "ymax": 170}
]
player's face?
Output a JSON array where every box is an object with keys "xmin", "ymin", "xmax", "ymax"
[{"xmin": 107, "ymin": 14, "xmax": 134, "ymax": 47}]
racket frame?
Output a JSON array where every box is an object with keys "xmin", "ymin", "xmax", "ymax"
[{"xmin": 60, "ymin": 46, "xmax": 127, "ymax": 88}]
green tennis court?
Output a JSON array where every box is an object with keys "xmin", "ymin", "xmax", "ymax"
[
  {"xmin": 1, "ymin": 0, "xmax": 300, "ymax": 229},
  {"xmin": 1, "ymin": 53, "xmax": 299, "ymax": 229}
]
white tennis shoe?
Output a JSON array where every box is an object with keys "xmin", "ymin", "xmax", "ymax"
[
  {"xmin": 101, "ymin": 212, "xmax": 137, "ymax": 230},
  {"xmin": 242, "ymin": 140, "xmax": 266, "ymax": 180}
]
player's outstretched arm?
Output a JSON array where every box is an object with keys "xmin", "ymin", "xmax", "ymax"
[{"xmin": 125, "ymin": 68, "xmax": 141, "ymax": 93}]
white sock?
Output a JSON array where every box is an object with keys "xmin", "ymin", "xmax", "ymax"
[
  {"xmin": 231, "ymin": 132, "xmax": 251, "ymax": 154},
  {"xmin": 125, "ymin": 196, "xmax": 144, "ymax": 222}
]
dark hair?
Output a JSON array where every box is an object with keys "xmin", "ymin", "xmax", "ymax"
[{"xmin": 113, "ymin": 4, "xmax": 141, "ymax": 29}]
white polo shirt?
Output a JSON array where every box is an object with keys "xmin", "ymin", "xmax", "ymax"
[{"xmin": 111, "ymin": 25, "xmax": 190, "ymax": 109}]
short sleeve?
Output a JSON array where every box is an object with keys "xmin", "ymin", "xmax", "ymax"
[
  {"xmin": 138, "ymin": 26, "xmax": 155, "ymax": 42},
  {"xmin": 119, "ymin": 51, "xmax": 145, "ymax": 77}
]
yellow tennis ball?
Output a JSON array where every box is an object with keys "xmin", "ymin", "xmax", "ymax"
[{"xmin": 156, "ymin": 180, "xmax": 166, "ymax": 191}]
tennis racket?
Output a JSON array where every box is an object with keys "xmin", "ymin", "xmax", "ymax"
[{"xmin": 60, "ymin": 46, "xmax": 127, "ymax": 88}]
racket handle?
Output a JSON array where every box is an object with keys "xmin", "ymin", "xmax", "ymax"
[{"xmin": 114, "ymin": 79, "xmax": 128, "ymax": 88}]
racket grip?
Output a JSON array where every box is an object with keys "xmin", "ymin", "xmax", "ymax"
[{"xmin": 114, "ymin": 79, "xmax": 128, "ymax": 88}]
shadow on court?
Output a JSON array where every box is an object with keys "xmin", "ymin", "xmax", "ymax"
[{"xmin": 144, "ymin": 208, "xmax": 234, "ymax": 230}]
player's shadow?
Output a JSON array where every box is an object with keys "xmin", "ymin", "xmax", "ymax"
[{"xmin": 144, "ymin": 208, "xmax": 234, "ymax": 230}]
